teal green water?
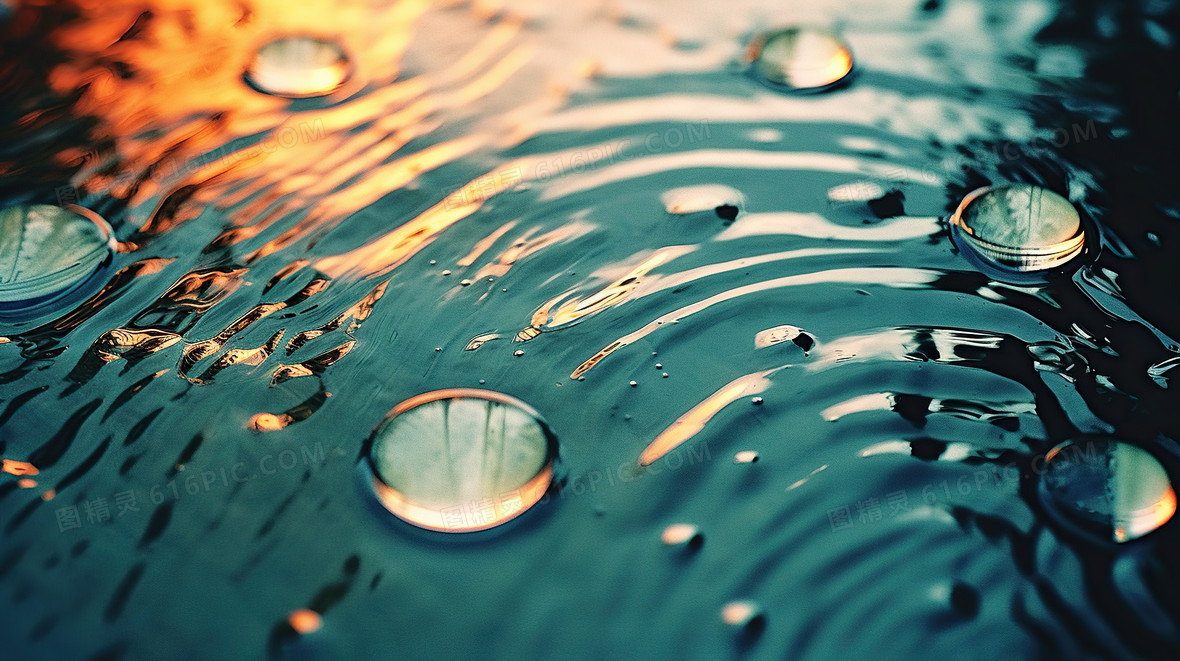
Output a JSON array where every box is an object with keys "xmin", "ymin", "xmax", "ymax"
[{"xmin": 1, "ymin": 1, "xmax": 1179, "ymax": 660}]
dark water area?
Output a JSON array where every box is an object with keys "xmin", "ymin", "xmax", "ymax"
[{"xmin": 1, "ymin": 0, "xmax": 1179, "ymax": 659}]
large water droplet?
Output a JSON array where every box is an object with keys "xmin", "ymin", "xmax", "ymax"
[
  {"xmin": 367, "ymin": 389, "xmax": 559, "ymax": 533},
  {"xmin": 245, "ymin": 36, "xmax": 351, "ymax": 99},
  {"xmin": 0, "ymin": 204, "xmax": 114, "ymax": 309},
  {"xmin": 1039, "ymin": 438, "xmax": 1175, "ymax": 543},
  {"xmin": 950, "ymin": 184, "xmax": 1085, "ymax": 273},
  {"xmin": 748, "ymin": 27, "xmax": 854, "ymax": 92}
]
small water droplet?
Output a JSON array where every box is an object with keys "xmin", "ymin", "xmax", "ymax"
[
  {"xmin": 661, "ymin": 523, "xmax": 703, "ymax": 550},
  {"xmin": 434, "ymin": 347, "xmax": 442, "ymax": 352},
  {"xmin": 478, "ymin": 379, "xmax": 485, "ymax": 384},
  {"xmin": 460, "ymin": 279, "xmax": 472, "ymax": 287},
  {"xmin": 441, "ymin": 270, "xmax": 452, "ymax": 276},
  {"xmin": 287, "ymin": 609, "xmax": 322, "ymax": 634},
  {"xmin": 661, "ymin": 184, "xmax": 745, "ymax": 217},
  {"xmin": 513, "ymin": 350, "xmax": 525, "ymax": 357},
  {"xmin": 245, "ymin": 36, "xmax": 350, "ymax": 99},
  {"xmin": 249, "ymin": 413, "xmax": 289, "ymax": 432},
  {"xmin": 721, "ymin": 600, "xmax": 766, "ymax": 637},
  {"xmin": 662, "ymin": 372, "xmax": 669, "ymax": 378},
  {"xmin": 629, "ymin": 380, "xmax": 638, "ymax": 387},
  {"xmin": 655, "ymin": 363, "xmax": 663, "ymax": 369},
  {"xmin": 751, "ymin": 396, "xmax": 764, "ymax": 406},
  {"xmin": 734, "ymin": 451, "xmax": 760, "ymax": 464},
  {"xmin": 367, "ymin": 389, "xmax": 559, "ymax": 533},
  {"xmin": 429, "ymin": 260, "xmax": 437, "ymax": 265}
]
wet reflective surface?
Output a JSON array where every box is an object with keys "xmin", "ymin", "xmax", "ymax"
[{"xmin": 1, "ymin": 0, "xmax": 1180, "ymax": 659}]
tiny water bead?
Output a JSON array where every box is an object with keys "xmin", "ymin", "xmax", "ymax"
[
  {"xmin": 750, "ymin": 397, "xmax": 764, "ymax": 406},
  {"xmin": 950, "ymin": 184, "xmax": 1085, "ymax": 273},
  {"xmin": 366, "ymin": 389, "xmax": 559, "ymax": 533},
  {"xmin": 660, "ymin": 523, "xmax": 704, "ymax": 551},
  {"xmin": 1039, "ymin": 438, "xmax": 1176, "ymax": 543},
  {"xmin": 721, "ymin": 600, "xmax": 767, "ymax": 637},
  {"xmin": 734, "ymin": 451, "xmax": 760, "ymax": 464},
  {"xmin": 244, "ymin": 36, "xmax": 350, "ymax": 98},
  {"xmin": 660, "ymin": 185, "xmax": 745, "ymax": 219},
  {"xmin": 0, "ymin": 204, "xmax": 115, "ymax": 309},
  {"xmin": 747, "ymin": 27, "xmax": 854, "ymax": 92}
]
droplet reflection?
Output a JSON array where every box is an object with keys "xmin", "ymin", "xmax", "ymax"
[
  {"xmin": 245, "ymin": 36, "xmax": 351, "ymax": 99},
  {"xmin": 367, "ymin": 389, "xmax": 559, "ymax": 533},
  {"xmin": 1040, "ymin": 438, "xmax": 1175, "ymax": 543}
]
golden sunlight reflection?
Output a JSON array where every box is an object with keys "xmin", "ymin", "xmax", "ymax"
[{"xmin": 639, "ymin": 367, "xmax": 786, "ymax": 466}]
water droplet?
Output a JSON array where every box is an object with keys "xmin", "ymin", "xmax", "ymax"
[
  {"xmin": 513, "ymin": 350, "xmax": 525, "ymax": 357},
  {"xmin": 287, "ymin": 609, "xmax": 322, "ymax": 634},
  {"xmin": 721, "ymin": 600, "xmax": 766, "ymax": 637},
  {"xmin": 245, "ymin": 36, "xmax": 350, "ymax": 98},
  {"xmin": 478, "ymin": 379, "xmax": 486, "ymax": 385},
  {"xmin": 1039, "ymin": 438, "xmax": 1175, "ymax": 543},
  {"xmin": 660, "ymin": 185, "xmax": 745, "ymax": 217},
  {"xmin": 460, "ymin": 279, "xmax": 472, "ymax": 287},
  {"xmin": 662, "ymin": 372, "xmax": 669, "ymax": 378},
  {"xmin": 367, "ymin": 389, "xmax": 559, "ymax": 533},
  {"xmin": 661, "ymin": 523, "xmax": 703, "ymax": 551},
  {"xmin": 629, "ymin": 380, "xmax": 638, "ymax": 387},
  {"xmin": 429, "ymin": 260, "xmax": 437, "ymax": 265},
  {"xmin": 734, "ymin": 451, "xmax": 760, "ymax": 464},
  {"xmin": 655, "ymin": 363, "xmax": 663, "ymax": 369},
  {"xmin": 0, "ymin": 204, "xmax": 114, "ymax": 310},
  {"xmin": 434, "ymin": 347, "xmax": 442, "ymax": 352},
  {"xmin": 751, "ymin": 396, "xmax": 764, "ymax": 406},
  {"xmin": 950, "ymin": 184, "xmax": 1085, "ymax": 273},
  {"xmin": 441, "ymin": 270, "xmax": 452, "ymax": 276},
  {"xmin": 249, "ymin": 413, "xmax": 289, "ymax": 432},
  {"xmin": 748, "ymin": 27, "xmax": 854, "ymax": 92}
]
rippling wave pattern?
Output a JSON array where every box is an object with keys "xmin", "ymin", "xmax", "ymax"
[{"xmin": 2, "ymin": 0, "xmax": 1180, "ymax": 659}]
